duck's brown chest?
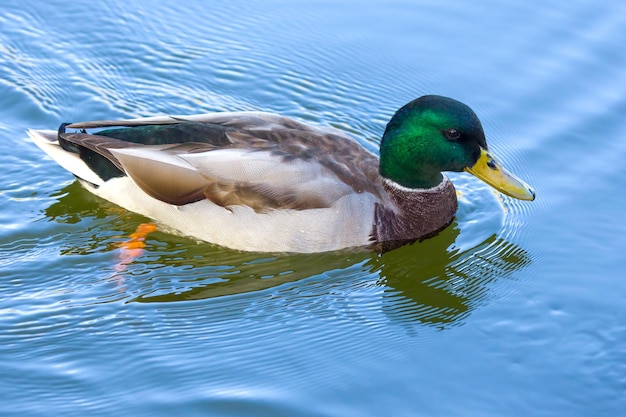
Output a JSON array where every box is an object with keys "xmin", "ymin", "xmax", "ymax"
[{"xmin": 371, "ymin": 178, "xmax": 458, "ymax": 252}]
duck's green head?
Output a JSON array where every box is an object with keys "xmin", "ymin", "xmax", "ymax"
[{"xmin": 380, "ymin": 95, "xmax": 535, "ymax": 201}]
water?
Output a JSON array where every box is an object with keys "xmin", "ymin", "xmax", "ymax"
[{"xmin": 1, "ymin": 0, "xmax": 625, "ymax": 415}]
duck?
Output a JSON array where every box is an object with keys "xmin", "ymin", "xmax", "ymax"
[{"xmin": 28, "ymin": 95, "xmax": 535, "ymax": 253}]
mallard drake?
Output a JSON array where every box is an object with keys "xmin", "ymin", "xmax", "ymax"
[{"xmin": 28, "ymin": 95, "xmax": 535, "ymax": 253}]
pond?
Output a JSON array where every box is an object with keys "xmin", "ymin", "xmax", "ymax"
[{"xmin": 1, "ymin": 0, "xmax": 625, "ymax": 416}]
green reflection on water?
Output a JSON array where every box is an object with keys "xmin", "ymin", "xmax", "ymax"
[{"xmin": 371, "ymin": 227, "xmax": 530, "ymax": 328}]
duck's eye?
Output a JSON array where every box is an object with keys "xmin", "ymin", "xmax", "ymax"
[{"xmin": 444, "ymin": 129, "xmax": 461, "ymax": 141}]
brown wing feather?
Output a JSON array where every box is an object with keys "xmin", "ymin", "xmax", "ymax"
[
  {"xmin": 222, "ymin": 129, "xmax": 383, "ymax": 197},
  {"xmin": 203, "ymin": 181, "xmax": 331, "ymax": 213}
]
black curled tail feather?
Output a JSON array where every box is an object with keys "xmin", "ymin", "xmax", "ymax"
[
  {"xmin": 58, "ymin": 122, "xmax": 80, "ymax": 153},
  {"xmin": 57, "ymin": 122, "xmax": 126, "ymax": 181}
]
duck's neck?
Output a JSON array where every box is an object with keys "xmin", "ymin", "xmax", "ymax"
[{"xmin": 371, "ymin": 177, "xmax": 458, "ymax": 252}]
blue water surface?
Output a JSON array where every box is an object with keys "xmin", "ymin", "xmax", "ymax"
[{"xmin": 1, "ymin": 0, "xmax": 625, "ymax": 416}]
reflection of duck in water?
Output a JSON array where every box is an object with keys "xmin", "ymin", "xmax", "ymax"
[
  {"xmin": 30, "ymin": 95, "xmax": 534, "ymax": 253},
  {"xmin": 136, "ymin": 221, "xmax": 529, "ymax": 329},
  {"xmin": 371, "ymin": 224, "xmax": 530, "ymax": 329}
]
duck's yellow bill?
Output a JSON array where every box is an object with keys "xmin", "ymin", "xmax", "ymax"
[{"xmin": 465, "ymin": 148, "xmax": 535, "ymax": 201}]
